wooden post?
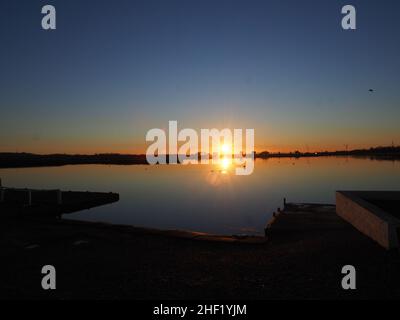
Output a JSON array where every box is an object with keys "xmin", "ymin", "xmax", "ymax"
[
  {"xmin": 0, "ymin": 179, "xmax": 3, "ymax": 202},
  {"xmin": 57, "ymin": 190, "xmax": 62, "ymax": 205},
  {"xmin": 27, "ymin": 189, "xmax": 32, "ymax": 206}
]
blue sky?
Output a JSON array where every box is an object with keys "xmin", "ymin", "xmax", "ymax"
[{"xmin": 1, "ymin": 0, "xmax": 399, "ymax": 153}]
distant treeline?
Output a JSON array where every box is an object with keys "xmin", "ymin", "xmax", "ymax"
[
  {"xmin": 0, "ymin": 153, "xmax": 148, "ymax": 168},
  {"xmin": 0, "ymin": 146, "xmax": 399, "ymax": 168},
  {"xmin": 256, "ymin": 146, "xmax": 400, "ymax": 160}
]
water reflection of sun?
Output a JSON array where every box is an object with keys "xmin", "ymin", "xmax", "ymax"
[
  {"xmin": 205, "ymin": 156, "xmax": 233, "ymax": 186},
  {"xmin": 219, "ymin": 143, "xmax": 233, "ymax": 174},
  {"xmin": 220, "ymin": 157, "xmax": 232, "ymax": 173},
  {"xmin": 205, "ymin": 143, "xmax": 235, "ymax": 185}
]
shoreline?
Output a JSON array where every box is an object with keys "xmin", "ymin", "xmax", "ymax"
[
  {"xmin": 57, "ymin": 217, "xmax": 268, "ymax": 244},
  {"xmin": 0, "ymin": 151, "xmax": 399, "ymax": 169}
]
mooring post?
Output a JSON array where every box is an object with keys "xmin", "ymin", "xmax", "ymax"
[
  {"xmin": 57, "ymin": 190, "xmax": 62, "ymax": 205},
  {"xmin": 27, "ymin": 189, "xmax": 32, "ymax": 206},
  {"xmin": 0, "ymin": 178, "xmax": 3, "ymax": 202}
]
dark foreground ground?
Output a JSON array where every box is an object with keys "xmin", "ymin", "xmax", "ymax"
[{"xmin": 1, "ymin": 204, "xmax": 400, "ymax": 300}]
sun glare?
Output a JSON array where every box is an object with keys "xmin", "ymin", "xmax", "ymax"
[{"xmin": 220, "ymin": 143, "xmax": 232, "ymax": 155}]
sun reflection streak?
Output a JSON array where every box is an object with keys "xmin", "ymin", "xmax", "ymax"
[{"xmin": 220, "ymin": 157, "xmax": 232, "ymax": 171}]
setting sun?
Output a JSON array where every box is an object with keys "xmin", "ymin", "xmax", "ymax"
[{"xmin": 220, "ymin": 144, "xmax": 232, "ymax": 156}]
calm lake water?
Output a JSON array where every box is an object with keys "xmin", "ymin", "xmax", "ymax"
[{"xmin": 1, "ymin": 157, "xmax": 399, "ymax": 235}]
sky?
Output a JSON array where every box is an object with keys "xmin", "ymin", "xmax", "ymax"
[{"xmin": 1, "ymin": 0, "xmax": 400, "ymax": 154}]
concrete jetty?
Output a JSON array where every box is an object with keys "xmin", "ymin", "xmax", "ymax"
[{"xmin": 0, "ymin": 185, "xmax": 119, "ymax": 217}]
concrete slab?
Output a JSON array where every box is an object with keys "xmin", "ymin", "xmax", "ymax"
[{"xmin": 336, "ymin": 191, "xmax": 400, "ymax": 250}]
